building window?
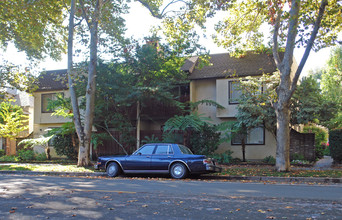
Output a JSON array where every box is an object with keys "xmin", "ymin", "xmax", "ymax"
[
  {"xmin": 229, "ymin": 81, "xmax": 242, "ymax": 104},
  {"xmin": 231, "ymin": 127, "xmax": 265, "ymax": 145},
  {"xmin": 41, "ymin": 93, "xmax": 58, "ymax": 113}
]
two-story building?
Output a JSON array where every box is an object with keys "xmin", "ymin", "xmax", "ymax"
[
  {"xmin": 182, "ymin": 52, "xmax": 293, "ymax": 160},
  {"xmin": 32, "ymin": 69, "xmax": 71, "ymax": 155}
]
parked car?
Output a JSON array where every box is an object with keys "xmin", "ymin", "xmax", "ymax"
[{"xmin": 94, "ymin": 143, "xmax": 222, "ymax": 179}]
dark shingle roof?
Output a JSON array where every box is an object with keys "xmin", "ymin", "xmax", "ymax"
[
  {"xmin": 184, "ymin": 52, "xmax": 280, "ymax": 80},
  {"xmin": 36, "ymin": 69, "xmax": 68, "ymax": 91}
]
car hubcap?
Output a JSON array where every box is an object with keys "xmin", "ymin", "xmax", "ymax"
[
  {"xmin": 109, "ymin": 165, "xmax": 116, "ymax": 175},
  {"xmin": 174, "ymin": 165, "xmax": 183, "ymax": 176}
]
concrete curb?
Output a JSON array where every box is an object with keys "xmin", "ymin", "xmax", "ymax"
[{"xmin": 1, "ymin": 170, "xmax": 341, "ymax": 184}]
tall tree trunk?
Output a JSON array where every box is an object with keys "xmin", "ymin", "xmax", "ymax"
[
  {"xmin": 271, "ymin": 0, "xmax": 327, "ymax": 172},
  {"xmin": 275, "ymin": 100, "xmax": 291, "ymax": 171},
  {"xmin": 241, "ymin": 138, "xmax": 246, "ymax": 162},
  {"xmin": 78, "ymin": 17, "xmax": 98, "ymax": 166}
]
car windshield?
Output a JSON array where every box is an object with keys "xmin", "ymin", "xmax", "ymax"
[{"xmin": 179, "ymin": 145, "xmax": 193, "ymax": 155}]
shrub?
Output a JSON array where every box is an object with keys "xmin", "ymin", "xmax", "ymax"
[
  {"xmin": 303, "ymin": 124, "xmax": 328, "ymax": 159},
  {"xmin": 35, "ymin": 153, "xmax": 47, "ymax": 161},
  {"xmin": 0, "ymin": 155, "xmax": 18, "ymax": 162},
  {"xmin": 0, "ymin": 149, "xmax": 5, "ymax": 157},
  {"xmin": 209, "ymin": 150, "xmax": 233, "ymax": 164},
  {"xmin": 17, "ymin": 149, "xmax": 35, "ymax": 161},
  {"xmin": 291, "ymin": 153, "xmax": 305, "ymax": 161},
  {"xmin": 51, "ymin": 134, "xmax": 78, "ymax": 159},
  {"xmin": 189, "ymin": 123, "xmax": 221, "ymax": 156},
  {"xmin": 263, "ymin": 155, "xmax": 276, "ymax": 164},
  {"xmin": 330, "ymin": 129, "xmax": 342, "ymax": 163}
]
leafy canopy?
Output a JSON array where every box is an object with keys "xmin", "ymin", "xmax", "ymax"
[
  {"xmin": 0, "ymin": 0, "xmax": 67, "ymax": 60},
  {"xmin": 0, "ymin": 101, "xmax": 29, "ymax": 139}
]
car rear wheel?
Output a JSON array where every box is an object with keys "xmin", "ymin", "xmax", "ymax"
[
  {"xmin": 170, "ymin": 163, "xmax": 188, "ymax": 179},
  {"xmin": 106, "ymin": 162, "xmax": 120, "ymax": 177}
]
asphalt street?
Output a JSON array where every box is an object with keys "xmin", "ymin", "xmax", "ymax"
[{"xmin": 0, "ymin": 174, "xmax": 341, "ymax": 219}]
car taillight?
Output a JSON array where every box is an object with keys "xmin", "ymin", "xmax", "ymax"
[{"xmin": 203, "ymin": 159, "xmax": 213, "ymax": 164}]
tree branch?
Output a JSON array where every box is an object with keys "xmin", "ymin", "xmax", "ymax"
[
  {"xmin": 272, "ymin": 8, "xmax": 282, "ymax": 69},
  {"xmin": 79, "ymin": 0, "xmax": 91, "ymax": 27},
  {"xmin": 281, "ymin": 0, "xmax": 300, "ymax": 75},
  {"xmin": 288, "ymin": 0, "xmax": 328, "ymax": 99}
]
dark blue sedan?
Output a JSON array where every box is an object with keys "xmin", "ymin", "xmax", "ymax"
[{"xmin": 94, "ymin": 143, "xmax": 222, "ymax": 179}]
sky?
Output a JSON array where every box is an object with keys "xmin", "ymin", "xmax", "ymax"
[{"xmin": 1, "ymin": 2, "xmax": 335, "ymax": 76}]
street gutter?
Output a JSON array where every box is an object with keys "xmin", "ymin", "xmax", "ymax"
[{"xmin": 1, "ymin": 170, "xmax": 341, "ymax": 184}]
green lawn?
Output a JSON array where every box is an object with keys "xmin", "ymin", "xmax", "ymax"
[{"xmin": 0, "ymin": 164, "xmax": 95, "ymax": 173}]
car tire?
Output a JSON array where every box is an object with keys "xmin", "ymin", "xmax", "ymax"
[
  {"xmin": 106, "ymin": 162, "xmax": 120, "ymax": 177},
  {"xmin": 170, "ymin": 163, "xmax": 188, "ymax": 179}
]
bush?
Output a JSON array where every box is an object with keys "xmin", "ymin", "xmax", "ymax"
[
  {"xmin": 209, "ymin": 150, "xmax": 233, "ymax": 164},
  {"xmin": 0, "ymin": 149, "xmax": 5, "ymax": 157},
  {"xmin": 35, "ymin": 153, "xmax": 47, "ymax": 161},
  {"xmin": 189, "ymin": 123, "xmax": 221, "ymax": 156},
  {"xmin": 0, "ymin": 155, "xmax": 18, "ymax": 162},
  {"xmin": 330, "ymin": 129, "xmax": 342, "ymax": 163},
  {"xmin": 263, "ymin": 155, "xmax": 276, "ymax": 164},
  {"xmin": 291, "ymin": 153, "xmax": 305, "ymax": 161},
  {"xmin": 51, "ymin": 134, "xmax": 78, "ymax": 159},
  {"xmin": 303, "ymin": 124, "xmax": 328, "ymax": 159},
  {"xmin": 17, "ymin": 149, "xmax": 35, "ymax": 161}
]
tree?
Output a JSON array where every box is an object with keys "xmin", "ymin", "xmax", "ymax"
[
  {"xmin": 0, "ymin": 101, "xmax": 28, "ymax": 139},
  {"xmin": 0, "ymin": 0, "xmax": 66, "ymax": 60},
  {"xmin": 320, "ymin": 46, "xmax": 342, "ymax": 129},
  {"xmin": 66, "ymin": 0, "xmax": 127, "ymax": 166}
]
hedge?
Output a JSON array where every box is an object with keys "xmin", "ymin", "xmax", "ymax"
[{"xmin": 329, "ymin": 129, "xmax": 342, "ymax": 164}]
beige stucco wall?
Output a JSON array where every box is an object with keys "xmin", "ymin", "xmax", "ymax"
[
  {"xmin": 33, "ymin": 90, "xmax": 71, "ymax": 126},
  {"xmin": 32, "ymin": 90, "xmax": 72, "ymax": 158},
  {"xmin": 190, "ymin": 78, "xmax": 277, "ymax": 160}
]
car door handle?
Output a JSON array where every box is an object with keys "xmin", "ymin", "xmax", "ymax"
[{"xmin": 146, "ymin": 156, "xmax": 151, "ymax": 158}]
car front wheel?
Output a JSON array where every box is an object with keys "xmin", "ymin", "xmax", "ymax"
[
  {"xmin": 106, "ymin": 162, "xmax": 120, "ymax": 177},
  {"xmin": 170, "ymin": 163, "xmax": 188, "ymax": 179}
]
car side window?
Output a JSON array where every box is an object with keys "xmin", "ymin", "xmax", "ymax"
[
  {"xmin": 154, "ymin": 145, "xmax": 173, "ymax": 155},
  {"xmin": 136, "ymin": 145, "xmax": 155, "ymax": 155}
]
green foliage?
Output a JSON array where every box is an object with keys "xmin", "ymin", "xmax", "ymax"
[
  {"xmin": 142, "ymin": 135, "xmax": 161, "ymax": 144},
  {"xmin": 319, "ymin": 46, "xmax": 342, "ymax": 129},
  {"xmin": 291, "ymin": 76, "xmax": 324, "ymax": 125},
  {"xmin": 163, "ymin": 112, "xmax": 211, "ymax": 133},
  {"xmin": 209, "ymin": 151, "xmax": 233, "ymax": 164},
  {"xmin": 17, "ymin": 149, "xmax": 35, "ymax": 161},
  {"xmin": 189, "ymin": 123, "xmax": 220, "ymax": 156},
  {"xmin": 291, "ymin": 153, "xmax": 305, "ymax": 161},
  {"xmin": 235, "ymin": 73, "xmax": 279, "ymax": 137},
  {"xmin": 303, "ymin": 124, "xmax": 328, "ymax": 159},
  {"xmin": 0, "ymin": 155, "xmax": 18, "ymax": 162},
  {"xmin": 0, "ymin": 65, "xmax": 38, "ymax": 95},
  {"xmin": 48, "ymin": 94, "xmax": 73, "ymax": 119},
  {"xmin": 0, "ymin": 0, "xmax": 66, "ymax": 60},
  {"xmin": 0, "ymin": 149, "xmax": 4, "ymax": 157},
  {"xmin": 91, "ymin": 133, "xmax": 110, "ymax": 150},
  {"xmin": 263, "ymin": 156, "xmax": 276, "ymax": 164},
  {"xmin": 329, "ymin": 129, "xmax": 342, "ymax": 164},
  {"xmin": 0, "ymin": 101, "xmax": 29, "ymax": 139},
  {"xmin": 51, "ymin": 135, "xmax": 78, "ymax": 160},
  {"xmin": 35, "ymin": 153, "xmax": 47, "ymax": 161},
  {"xmin": 18, "ymin": 135, "xmax": 53, "ymax": 149}
]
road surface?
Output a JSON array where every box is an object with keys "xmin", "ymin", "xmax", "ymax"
[{"xmin": 0, "ymin": 174, "xmax": 341, "ymax": 219}]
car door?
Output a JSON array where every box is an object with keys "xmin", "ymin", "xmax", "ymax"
[
  {"xmin": 122, "ymin": 144, "xmax": 155, "ymax": 171},
  {"xmin": 150, "ymin": 144, "xmax": 174, "ymax": 171}
]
